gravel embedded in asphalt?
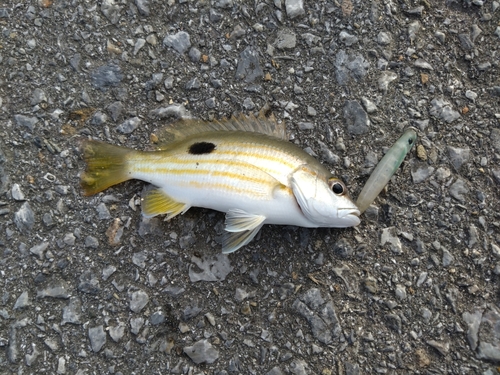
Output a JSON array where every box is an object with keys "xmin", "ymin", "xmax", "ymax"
[{"xmin": 1, "ymin": 1, "xmax": 500, "ymax": 373}]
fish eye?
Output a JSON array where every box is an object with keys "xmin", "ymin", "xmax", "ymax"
[
  {"xmin": 329, "ymin": 179, "xmax": 346, "ymax": 196},
  {"xmin": 408, "ymin": 138, "xmax": 414, "ymax": 145}
]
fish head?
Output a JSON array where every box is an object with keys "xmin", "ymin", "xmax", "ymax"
[{"xmin": 290, "ymin": 166, "xmax": 360, "ymax": 227}]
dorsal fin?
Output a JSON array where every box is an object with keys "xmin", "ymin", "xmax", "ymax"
[{"xmin": 152, "ymin": 104, "xmax": 287, "ymax": 149}]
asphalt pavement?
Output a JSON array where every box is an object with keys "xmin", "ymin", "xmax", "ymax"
[{"xmin": 1, "ymin": 0, "xmax": 500, "ymax": 373}]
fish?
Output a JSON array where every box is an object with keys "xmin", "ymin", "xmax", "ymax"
[
  {"xmin": 81, "ymin": 107, "xmax": 360, "ymax": 253},
  {"xmin": 356, "ymin": 128, "xmax": 417, "ymax": 213}
]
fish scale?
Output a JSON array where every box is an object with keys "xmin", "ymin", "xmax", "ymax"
[
  {"xmin": 131, "ymin": 132, "xmax": 307, "ymax": 201},
  {"xmin": 131, "ymin": 136, "xmax": 286, "ymax": 200}
]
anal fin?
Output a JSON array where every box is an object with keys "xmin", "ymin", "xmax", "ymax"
[
  {"xmin": 222, "ymin": 209, "xmax": 266, "ymax": 253},
  {"xmin": 142, "ymin": 189, "xmax": 189, "ymax": 219}
]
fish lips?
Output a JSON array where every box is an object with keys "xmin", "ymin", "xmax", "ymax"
[{"xmin": 338, "ymin": 207, "xmax": 361, "ymax": 226}]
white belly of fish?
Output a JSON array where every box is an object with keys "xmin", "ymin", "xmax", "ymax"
[{"xmin": 132, "ymin": 168, "xmax": 317, "ymax": 228}]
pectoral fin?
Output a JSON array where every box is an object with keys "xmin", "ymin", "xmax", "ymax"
[
  {"xmin": 222, "ymin": 209, "xmax": 266, "ymax": 253},
  {"xmin": 225, "ymin": 209, "xmax": 266, "ymax": 232},
  {"xmin": 142, "ymin": 189, "xmax": 190, "ymax": 219}
]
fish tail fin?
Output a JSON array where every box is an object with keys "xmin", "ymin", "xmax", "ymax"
[{"xmin": 80, "ymin": 140, "xmax": 133, "ymax": 196}]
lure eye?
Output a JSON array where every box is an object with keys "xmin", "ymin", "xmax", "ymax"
[{"xmin": 329, "ymin": 179, "xmax": 346, "ymax": 196}]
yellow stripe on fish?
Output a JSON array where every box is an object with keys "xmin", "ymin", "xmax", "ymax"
[
  {"xmin": 81, "ymin": 108, "xmax": 360, "ymax": 253},
  {"xmin": 150, "ymin": 144, "xmax": 299, "ymax": 177},
  {"xmin": 132, "ymin": 159, "xmax": 282, "ymax": 199}
]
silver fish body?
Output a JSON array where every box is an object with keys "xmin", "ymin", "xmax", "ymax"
[{"xmin": 81, "ymin": 112, "xmax": 360, "ymax": 253}]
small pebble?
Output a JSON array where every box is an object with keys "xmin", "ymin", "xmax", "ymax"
[
  {"xmin": 101, "ymin": 0, "xmax": 121, "ymax": 24},
  {"xmin": 129, "ymin": 290, "xmax": 149, "ymax": 313},
  {"xmin": 307, "ymin": 106, "xmax": 317, "ymax": 116},
  {"xmin": 57, "ymin": 357, "xmax": 66, "ymax": 374},
  {"xmin": 426, "ymin": 340, "xmax": 450, "ymax": 356},
  {"xmin": 339, "ymin": 30, "xmax": 359, "ymax": 46},
  {"xmin": 109, "ymin": 324, "xmax": 125, "ymax": 342},
  {"xmin": 185, "ymin": 77, "xmax": 200, "ymax": 90},
  {"xmin": 429, "ymin": 97, "xmax": 460, "ymax": 123},
  {"xmin": 449, "ymin": 179, "xmax": 469, "ymax": 202},
  {"xmin": 130, "ymin": 317, "xmax": 144, "ymax": 334},
  {"xmin": 491, "ymin": 243, "xmax": 500, "ymax": 259},
  {"xmin": 25, "ymin": 344, "xmax": 40, "ymax": 366},
  {"xmin": 235, "ymin": 288, "xmax": 249, "ymax": 302},
  {"xmin": 62, "ymin": 298, "xmax": 82, "ymax": 325},
  {"xmin": 376, "ymin": 31, "xmax": 392, "ymax": 45},
  {"xmin": 297, "ymin": 122, "xmax": 314, "ymax": 130},
  {"xmin": 78, "ymin": 271, "xmax": 100, "ymax": 294},
  {"xmin": 343, "ymin": 100, "xmax": 370, "ymax": 135},
  {"xmin": 132, "ymin": 251, "xmax": 147, "ymax": 268},
  {"xmin": 292, "ymin": 288, "xmax": 341, "ymax": 345},
  {"xmin": 318, "ymin": 141, "xmax": 340, "ymax": 165},
  {"xmin": 395, "ymin": 285, "xmax": 407, "ymax": 300},
  {"xmin": 117, "ymin": 117, "xmax": 141, "ymax": 134},
  {"xmin": 242, "ymin": 97, "xmax": 255, "ymax": 111},
  {"xmin": 361, "ymin": 97, "xmax": 377, "ymax": 113},
  {"xmin": 37, "ymin": 283, "xmax": 71, "ymax": 299},
  {"xmin": 63, "ymin": 233, "xmax": 75, "ymax": 246},
  {"xmin": 378, "ymin": 71, "xmax": 398, "ymax": 91},
  {"xmin": 107, "ymin": 101, "xmax": 123, "ymax": 122},
  {"xmin": 88, "ymin": 325, "xmax": 106, "ymax": 352},
  {"xmin": 183, "ymin": 304, "xmax": 202, "ymax": 320},
  {"xmin": 189, "ymin": 254, "xmax": 233, "ymax": 282},
  {"xmin": 416, "ymin": 272, "xmax": 428, "ymax": 287},
  {"xmin": 408, "ymin": 21, "xmax": 421, "ymax": 43},
  {"xmin": 435, "ymin": 167, "xmax": 451, "ymax": 181},
  {"xmin": 380, "ymin": 227, "xmax": 402, "ymax": 254},
  {"xmin": 183, "ymin": 339, "xmax": 219, "ymax": 364},
  {"xmin": 163, "ymin": 31, "xmax": 191, "ymax": 54},
  {"xmin": 84, "ymin": 236, "xmax": 99, "ymax": 248},
  {"xmin": 465, "ymin": 90, "xmax": 478, "ymax": 102},
  {"xmin": 14, "ymin": 115, "xmax": 39, "ymax": 131},
  {"xmin": 411, "ymin": 161, "xmax": 434, "ymax": 183},
  {"xmin": 205, "ymin": 312, "xmax": 216, "ymax": 326},
  {"xmin": 13, "ymin": 291, "xmax": 30, "ymax": 309},
  {"xmin": 90, "ymin": 111, "xmax": 108, "ymax": 126},
  {"xmin": 414, "ymin": 59, "xmax": 433, "ymax": 70},
  {"xmin": 91, "ymin": 64, "xmax": 123, "ymax": 90},
  {"xmin": 435, "ymin": 31, "xmax": 446, "ymax": 44},
  {"xmin": 285, "ymin": 0, "xmax": 305, "ymax": 19},
  {"xmin": 447, "ymin": 146, "xmax": 470, "ymax": 171},
  {"xmin": 416, "ymin": 145, "xmax": 427, "ymax": 161},
  {"xmin": 133, "ymin": 38, "xmax": 146, "ymax": 55},
  {"xmin": 30, "ymin": 242, "xmax": 49, "ymax": 259},
  {"xmin": 96, "ymin": 203, "xmax": 111, "ymax": 220},
  {"xmin": 421, "ymin": 307, "xmax": 432, "ymax": 323},
  {"xmin": 235, "ymin": 47, "xmax": 263, "ymax": 83},
  {"xmin": 14, "ymin": 202, "xmax": 35, "ymax": 233},
  {"xmin": 179, "ymin": 322, "xmax": 190, "ymax": 333},
  {"xmin": 11, "ymin": 184, "xmax": 25, "ymax": 201},
  {"xmin": 442, "ymin": 248, "xmax": 454, "ymax": 267}
]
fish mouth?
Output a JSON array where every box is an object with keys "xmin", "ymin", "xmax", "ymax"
[
  {"xmin": 339, "ymin": 207, "xmax": 361, "ymax": 225},
  {"xmin": 339, "ymin": 207, "xmax": 360, "ymax": 217}
]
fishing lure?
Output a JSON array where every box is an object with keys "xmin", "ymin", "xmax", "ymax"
[{"xmin": 356, "ymin": 128, "xmax": 417, "ymax": 213}]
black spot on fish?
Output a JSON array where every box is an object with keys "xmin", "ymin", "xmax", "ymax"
[{"xmin": 188, "ymin": 142, "xmax": 216, "ymax": 155}]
